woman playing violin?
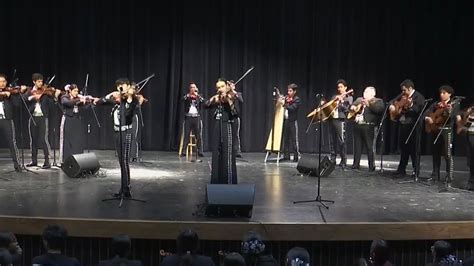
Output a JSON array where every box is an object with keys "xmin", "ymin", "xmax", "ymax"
[
  {"xmin": 22, "ymin": 73, "xmax": 61, "ymax": 169},
  {"xmin": 0, "ymin": 73, "xmax": 22, "ymax": 171},
  {"xmin": 206, "ymin": 78, "xmax": 239, "ymax": 184},
  {"xmin": 59, "ymin": 84, "xmax": 98, "ymax": 164},
  {"xmin": 424, "ymin": 85, "xmax": 460, "ymax": 186}
]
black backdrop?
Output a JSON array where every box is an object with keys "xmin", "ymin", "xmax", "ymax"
[{"xmin": 1, "ymin": 0, "xmax": 472, "ymax": 154}]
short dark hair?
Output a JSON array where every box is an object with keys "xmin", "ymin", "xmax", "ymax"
[
  {"xmin": 336, "ymin": 79, "xmax": 347, "ymax": 87},
  {"xmin": 288, "ymin": 83, "xmax": 298, "ymax": 90},
  {"xmin": 370, "ymin": 240, "xmax": 390, "ymax": 264},
  {"xmin": 42, "ymin": 224, "xmax": 68, "ymax": 250},
  {"xmin": 0, "ymin": 73, "xmax": 7, "ymax": 80},
  {"xmin": 286, "ymin": 247, "xmax": 310, "ymax": 266},
  {"xmin": 112, "ymin": 234, "xmax": 131, "ymax": 258},
  {"xmin": 224, "ymin": 252, "xmax": 246, "ymax": 266},
  {"xmin": 32, "ymin": 73, "xmax": 44, "ymax": 82},
  {"xmin": 433, "ymin": 240, "xmax": 452, "ymax": 261},
  {"xmin": 400, "ymin": 79, "xmax": 414, "ymax": 90},
  {"xmin": 217, "ymin": 78, "xmax": 227, "ymax": 84},
  {"xmin": 0, "ymin": 232, "xmax": 12, "ymax": 248},
  {"xmin": 439, "ymin": 85, "xmax": 454, "ymax": 95},
  {"xmin": 115, "ymin": 78, "xmax": 130, "ymax": 87},
  {"xmin": 176, "ymin": 228, "xmax": 199, "ymax": 255}
]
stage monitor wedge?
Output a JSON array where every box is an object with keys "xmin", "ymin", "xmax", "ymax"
[
  {"xmin": 205, "ymin": 184, "xmax": 255, "ymax": 218},
  {"xmin": 296, "ymin": 154, "xmax": 335, "ymax": 177},
  {"xmin": 62, "ymin": 153, "xmax": 100, "ymax": 178}
]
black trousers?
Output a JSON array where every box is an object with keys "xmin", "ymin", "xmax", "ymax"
[
  {"xmin": 0, "ymin": 119, "xmax": 20, "ymax": 168},
  {"xmin": 397, "ymin": 123, "xmax": 421, "ymax": 176},
  {"xmin": 432, "ymin": 129, "xmax": 454, "ymax": 182},
  {"xmin": 328, "ymin": 119, "xmax": 347, "ymax": 164},
  {"xmin": 131, "ymin": 114, "xmax": 141, "ymax": 160},
  {"xmin": 468, "ymin": 134, "xmax": 474, "ymax": 187},
  {"xmin": 234, "ymin": 117, "xmax": 242, "ymax": 155},
  {"xmin": 29, "ymin": 116, "xmax": 50, "ymax": 164},
  {"xmin": 115, "ymin": 129, "xmax": 132, "ymax": 194},
  {"xmin": 282, "ymin": 120, "xmax": 299, "ymax": 157},
  {"xmin": 211, "ymin": 120, "xmax": 237, "ymax": 184},
  {"xmin": 60, "ymin": 115, "xmax": 83, "ymax": 163},
  {"xmin": 182, "ymin": 116, "xmax": 202, "ymax": 154},
  {"xmin": 353, "ymin": 124, "xmax": 376, "ymax": 170}
]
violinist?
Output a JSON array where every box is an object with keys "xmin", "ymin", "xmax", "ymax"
[
  {"xmin": 349, "ymin": 87, "xmax": 385, "ymax": 171},
  {"xmin": 0, "ymin": 73, "xmax": 22, "ymax": 171},
  {"xmin": 23, "ymin": 73, "xmax": 61, "ymax": 169},
  {"xmin": 180, "ymin": 82, "xmax": 205, "ymax": 158},
  {"xmin": 96, "ymin": 78, "xmax": 141, "ymax": 198},
  {"xmin": 282, "ymin": 83, "xmax": 301, "ymax": 162},
  {"xmin": 455, "ymin": 104, "xmax": 474, "ymax": 190},
  {"xmin": 205, "ymin": 78, "xmax": 239, "ymax": 184},
  {"xmin": 424, "ymin": 85, "xmax": 460, "ymax": 185},
  {"xmin": 328, "ymin": 79, "xmax": 353, "ymax": 168},
  {"xmin": 59, "ymin": 84, "xmax": 97, "ymax": 164},
  {"xmin": 388, "ymin": 79, "xmax": 425, "ymax": 177}
]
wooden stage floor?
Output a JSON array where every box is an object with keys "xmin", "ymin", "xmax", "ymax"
[{"xmin": 0, "ymin": 150, "xmax": 473, "ymax": 241}]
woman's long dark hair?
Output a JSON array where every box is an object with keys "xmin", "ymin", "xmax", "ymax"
[{"xmin": 177, "ymin": 229, "xmax": 200, "ymax": 266}]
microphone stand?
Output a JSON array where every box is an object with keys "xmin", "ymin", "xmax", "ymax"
[
  {"xmin": 82, "ymin": 74, "xmax": 101, "ymax": 153},
  {"xmin": 374, "ymin": 102, "xmax": 390, "ymax": 173},
  {"xmin": 134, "ymin": 74, "xmax": 155, "ymax": 165},
  {"xmin": 398, "ymin": 99, "xmax": 432, "ymax": 184},
  {"xmin": 294, "ymin": 94, "xmax": 335, "ymax": 209}
]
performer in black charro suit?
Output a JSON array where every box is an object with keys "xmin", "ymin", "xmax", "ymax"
[
  {"xmin": 180, "ymin": 82, "xmax": 205, "ymax": 157},
  {"xmin": 350, "ymin": 87, "xmax": 385, "ymax": 171},
  {"xmin": 0, "ymin": 73, "xmax": 22, "ymax": 171},
  {"xmin": 456, "ymin": 103, "xmax": 474, "ymax": 190},
  {"xmin": 23, "ymin": 73, "xmax": 62, "ymax": 169},
  {"xmin": 328, "ymin": 79, "xmax": 353, "ymax": 168},
  {"xmin": 206, "ymin": 78, "xmax": 238, "ymax": 184},
  {"xmin": 96, "ymin": 78, "xmax": 144, "ymax": 197},
  {"xmin": 282, "ymin": 83, "xmax": 301, "ymax": 162},
  {"xmin": 424, "ymin": 85, "xmax": 460, "ymax": 186},
  {"xmin": 388, "ymin": 79, "xmax": 425, "ymax": 177}
]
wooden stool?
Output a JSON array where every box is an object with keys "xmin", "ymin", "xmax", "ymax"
[{"xmin": 186, "ymin": 133, "xmax": 197, "ymax": 160}]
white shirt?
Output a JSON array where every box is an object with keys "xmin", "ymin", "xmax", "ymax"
[
  {"xmin": 188, "ymin": 102, "xmax": 198, "ymax": 115},
  {"xmin": 0, "ymin": 101, "xmax": 5, "ymax": 118}
]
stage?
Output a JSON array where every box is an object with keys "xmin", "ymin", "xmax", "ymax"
[{"xmin": 1, "ymin": 150, "xmax": 474, "ymax": 241}]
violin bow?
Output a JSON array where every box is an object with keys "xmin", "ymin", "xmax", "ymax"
[
  {"xmin": 136, "ymin": 73, "xmax": 155, "ymax": 93},
  {"xmin": 234, "ymin": 66, "xmax": 254, "ymax": 85}
]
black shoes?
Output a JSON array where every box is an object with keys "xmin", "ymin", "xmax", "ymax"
[
  {"xmin": 351, "ymin": 165, "xmax": 360, "ymax": 170},
  {"xmin": 236, "ymin": 153, "xmax": 242, "ymax": 158},
  {"xmin": 42, "ymin": 162, "xmax": 51, "ymax": 169},
  {"xmin": 26, "ymin": 162, "xmax": 37, "ymax": 167},
  {"xmin": 293, "ymin": 156, "xmax": 299, "ymax": 162},
  {"xmin": 198, "ymin": 152, "xmax": 205, "ymax": 157}
]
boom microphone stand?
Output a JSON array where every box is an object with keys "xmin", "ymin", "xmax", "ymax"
[
  {"xmin": 294, "ymin": 94, "xmax": 335, "ymax": 209},
  {"xmin": 374, "ymin": 102, "xmax": 390, "ymax": 173}
]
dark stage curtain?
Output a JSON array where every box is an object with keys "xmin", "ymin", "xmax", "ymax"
[{"xmin": 0, "ymin": 0, "xmax": 472, "ymax": 155}]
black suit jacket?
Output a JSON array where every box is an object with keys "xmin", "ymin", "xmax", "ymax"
[
  {"xmin": 23, "ymin": 89, "xmax": 55, "ymax": 118},
  {"xmin": 399, "ymin": 90, "xmax": 425, "ymax": 124},
  {"xmin": 61, "ymin": 95, "xmax": 85, "ymax": 117},
  {"xmin": 284, "ymin": 95, "xmax": 301, "ymax": 122},
  {"xmin": 352, "ymin": 97, "xmax": 385, "ymax": 124},
  {"xmin": 331, "ymin": 94, "xmax": 353, "ymax": 119},
  {"xmin": 0, "ymin": 94, "xmax": 21, "ymax": 119},
  {"xmin": 32, "ymin": 253, "xmax": 80, "ymax": 266},
  {"xmin": 183, "ymin": 94, "xmax": 206, "ymax": 114},
  {"xmin": 98, "ymin": 256, "xmax": 143, "ymax": 266}
]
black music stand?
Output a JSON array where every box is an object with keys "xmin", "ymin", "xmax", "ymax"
[
  {"xmin": 102, "ymin": 95, "xmax": 146, "ymax": 208},
  {"xmin": 294, "ymin": 94, "xmax": 335, "ymax": 209}
]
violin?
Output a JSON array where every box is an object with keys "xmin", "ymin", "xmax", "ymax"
[
  {"xmin": 389, "ymin": 94, "xmax": 413, "ymax": 121},
  {"xmin": 0, "ymin": 86, "xmax": 29, "ymax": 95},
  {"xmin": 425, "ymin": 99, "xmax": 459, "ymax": 133},
  {"xmin": 108, "ymin": 90, "xmax": 147, "ymax": 105},
  {"xmin": 455, "ymin": 106, "xmax": 474, "ymax": 134}
]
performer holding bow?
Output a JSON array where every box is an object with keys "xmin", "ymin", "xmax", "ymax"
[
  {"xmin": 180, "ymin": 82, "xmax": 206, "ymax": 157},
  {"xmin": 281, "ymin": 84, "xmax": 301, "ymax": 162}
]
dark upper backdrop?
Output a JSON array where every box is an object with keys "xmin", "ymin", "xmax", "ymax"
[{"xmin": 0, "ymin": 0, "xmax": 473, "ymax": 155}]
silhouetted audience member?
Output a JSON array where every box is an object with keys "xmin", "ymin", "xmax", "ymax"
[
  {"xmin": 427, "ymin": 240, "xmax": 460, "ymax": 266},
  {"xmin": 223, "ymin": 252, "xmax": 246, "ymax": 266},
  {"xmin": 285, "ymin": 247, "xmax": 310, "ymax": 266},
  {"xmin": 98, "ymin": 234, "xmax": 142, "ymax": 266},
  {"xmin": 6, "ymin": 232, "xmax": 22, "ymax": 266},
  {"xmin": 32, "ymin": 224, "xmax": 80, "ymax": 266},
  {"xmin": 161, "ymin": 229, "xmax": 215, "ymax": 266},
  {"xmin": 357, "ymin": 240, "xmax": 392, "ymax": 266},
  {"xmin": 463, "ymin": 256, "xmax": 474, "ymax": 266},
  {"xmin": 0, "ymin": 232, "xmax": 13, "ymax": 266},
  {"xmin": 240, "ymin": 231, "xmax": 277, "ymax": 266}
]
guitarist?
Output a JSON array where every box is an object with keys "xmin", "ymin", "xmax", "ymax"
[
  {"xmin": 424, "ymin": 85, "xmax": 460, "ymax": 185},
  {"xmin": 388, "ymin": 79, "xmax": 425, "ymax": 177},
  {"xmin": 328, "ymin": 79, "xmax": 353, "ymax": 168},
  {"xmin": 455, "ymin": 104, "xmax": 474, "ymax": 190}
]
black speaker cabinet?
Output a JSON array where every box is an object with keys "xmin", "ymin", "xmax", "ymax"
[
  {"xmin": 62, "ymin": 153, "xmax": 100, "ymax": 178},
  {"xmin": 205, "ymin": 184, "xmax": 255, "ymax": 218},
  {"xmin": 296, "ymin": 154, "xmax": 335, "ymax": 177}
]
